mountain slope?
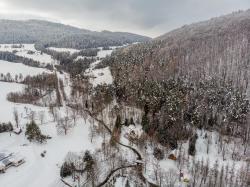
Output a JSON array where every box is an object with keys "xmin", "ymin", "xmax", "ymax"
[
  {"xmin": 98, "ymin": 10, "xmax": 250, "ymax": 148},
  {"xmin": 0, "ymin": 19, "xmax": 151, "ymax": 49},
  {"xmin": 104, "ymin": 10, "xmax": 250, "ymax": 87}
]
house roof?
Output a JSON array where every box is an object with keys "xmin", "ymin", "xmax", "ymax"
[
  {"xmin": 0, "ymin": 150, "xmax": 12, "ymax": 161},
  {"xmin": 0, "ymin": 161, "xmax": 5, "ymax": 169},
  {"xmin": 9, "ymin": 154, "xmax": 25, "ymax": 162},
  {"xmin": 1, "ymin": 158, "xmax": 12, "ymax": 165}
]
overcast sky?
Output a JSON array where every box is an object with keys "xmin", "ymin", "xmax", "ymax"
[{"xmin": 0, "ymin": 0, "xmax": 249, "ymax": 37}]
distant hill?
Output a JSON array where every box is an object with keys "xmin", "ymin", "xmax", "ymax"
[{"xmin": 0, "ymin": 19, "xmax": 151, "ymax": 49}]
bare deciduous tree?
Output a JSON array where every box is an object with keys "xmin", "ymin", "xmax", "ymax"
[
  {"xmin": 39, "ymin": 111, "xmax": 45, "ymax": 125},
  {"xmin": 13, "ymin": 108, "xmax": 19, "ymax": 128}
]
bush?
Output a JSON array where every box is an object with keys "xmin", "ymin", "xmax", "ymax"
[
  {"xmin": 0, "ymin": 122, "xmax": 13, "ymax": 133},
  {"xmin": 60, "ymin": 162, "xmax": 74, "ymax": 178},
  {"xmin": 153, "ymin": 147, "xmax": 164, "ymax": 160}
]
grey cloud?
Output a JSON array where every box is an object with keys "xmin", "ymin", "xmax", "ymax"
[{"xmin": 2, "ymin": 0, "xmax": 250, "ymax": 37}]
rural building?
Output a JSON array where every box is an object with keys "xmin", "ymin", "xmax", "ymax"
[{"xmin": 0, "ymin": 151, "xmax": 25, "ymax": 173}]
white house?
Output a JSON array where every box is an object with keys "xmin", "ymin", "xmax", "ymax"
[{"xmin": 9, "ymin": 154, "xmax": 25, "ymax": 167}]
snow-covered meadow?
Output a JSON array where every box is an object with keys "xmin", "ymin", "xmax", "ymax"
[
  {"xmin": 47, "ymin": 47, "xmax": 80, "ymax": 54},
  {"xmin": 0, "ymin": 44, "xmax": 57, "ymax": 65},
  {"xmin": 81, "ymin": 47, "xmax": 115, "ymax": 87},
  {"xmin": 0, "ymin": 43, "xmax": 124, "ymax": 187},
  {"xmin": 0, "ymin": 60, "xmax": 103, "ymax": 187},
  {"xmin": 0, "ymin": 60, "xmax": 50, "ymax": 78}
]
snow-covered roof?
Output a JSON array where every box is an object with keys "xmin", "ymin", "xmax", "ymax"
[
  {"xmin": 0, "ymin": 150, "xmax": 12, "ymax": 161},
  {"xmin": 8, "ymin": 154, "xmax": 25, "ymax": 163},
  {"xmin": 1, "ymin": 158, "xmax": 12, "ymax": 166}
]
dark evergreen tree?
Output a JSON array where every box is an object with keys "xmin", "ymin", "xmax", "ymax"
[
  {"xmin": 124, "ymin": 118, "xmax": 129, "ymax": 126},
  {"xmin": 85, "ymin": 100, "xmax": 89, "ymax": 109},
  {"xmin": 25, "ymin": 120, "xmax": 48, "ymax": 143},
  {"xmin": 125, "ymin": 179, "xmax": 130, "ymax": 187},
  {"xmin": 115, "ymin": 115, "xmax": 122, "ymax": 129},
  {"xmin": 60, "ymin": 162, "xmax": 74, "ymax": 178},
  {"xmin": 83, "ymin": 151, "xmax": 95, "ymax": 185},
  {"xmin": 130, "ymin": 117, "xmax": 135, "ymax": 126},
  {"xmin": 141, "ymin": 114, "xmax": 150, "ymax": 133},
  {"xmin": 188, "ymin": 133, "xmax": 198, "ymax": 156}
]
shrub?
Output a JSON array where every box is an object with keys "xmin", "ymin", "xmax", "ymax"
[
  {"xmin": 153, "ymin": 147, "xmax": 164, "ymax": 160},
  {"xmin": 0, "ymin": 122, "xmax": 13, "ymax": 133},
  {"xmin": 60, "ymin": 162, "xmax": 74, "ymax": 178}
]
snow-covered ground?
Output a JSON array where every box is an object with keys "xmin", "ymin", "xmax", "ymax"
[
  {"xmin": 48, "ymin": 46, "xmax": 114, "ymax": 58},
  {"xmin": 0, "ymin": 60, "xmax": 50, "ymax": 78},
  {"xmin": 47, "ymin": 47, "xmax": 80, "ymax": 54},
  {"xmin": 83, "ymin": 47, "xmax": 117, "ymax": 87},
  {"xmin": 0, "ymin": 118, "xmax": 101, "ymax": 187},
  {"xmin": 0, "ymin": 42, "xmax": 248, "ymax": 186},
  {"xmin": 85, "ymin": 66, "xmax": 113, "ymax": 87},
  {"xmin": 0, "ymin": 44, "xmax": 57, "ymax": 65},
  {"xmin": 97, "ymin": 47, "xmax": 115, "ymax": 59},
  {"xmin": 0, "ymin": 64, "xmax": 102, "ymax": 187},
  {"xmin": 74, "ymin": 56, "xmax": 93, "ymax": 61}
]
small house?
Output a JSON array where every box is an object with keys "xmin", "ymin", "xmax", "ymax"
[
  {"xmin": 0, "ymin": 151, "xmax": 12, "ymax": 161},
  {"xmin": 9, "ymin": 155, "xmax": 25, "ymax": 167}
]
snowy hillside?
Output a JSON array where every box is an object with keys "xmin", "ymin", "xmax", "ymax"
[
  {"xmin": 0, "ymin": 45, "xmax": 128, "ymax": 187},
  {"xmin": 0, "ymin": 63, "xmax": 103, "ymax": 187},
  {"xmin": 84, "ymin": 47, "xmax": 116, "ymax": 87},
  {"xmin": 0, "ymin": 60, "xmax": 50, "ymax": 78},
  {"xmin": 0, "ymin": 44, "xmax": 56, "ymax": 65},
  {"xmin": 0, "ymin": 20, "xmax": 151, "ymax": 49},
  {"xmin": 0, "ymin": 9, "xmax": 249, "ymax": 187}
]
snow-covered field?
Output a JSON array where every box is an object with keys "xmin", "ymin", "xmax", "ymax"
[
  {"xmin": 0, "ymin": 60, "xmax": 50, "ymax": 78},
  {"xmin": 0, "ymin": 44, "xmax": 57, "ymax": 65},
  {"xmin": 0, "ymin": 117, "xmax": 101, "ymax": 187},
  {"xmin": 97, "ymin": 47, "xmax": 115, "ymax": 58},
  {"xmin": 83, "ymin": 47, "xmax": 116, "ymax": 87},
  {"xmin": 47, "ymin": 47, "xmax": 80, "ymax": 54},
  {"xmin": 48, "ymin": 46, "xmax": 114, "ymax": 58},
  {"xmin": 0, "ymin": 64, "xmax": 102, "ymax": 187},
  {"xmin": 85, "ymin": 66, "xmax": 113, "ymax": 87}
]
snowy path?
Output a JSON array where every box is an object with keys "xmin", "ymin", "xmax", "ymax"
[{"xmin": 82, "ymin": 108, "xmax": 158, "ymax": 187}]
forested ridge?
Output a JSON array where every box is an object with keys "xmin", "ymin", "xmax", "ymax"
[
  {"xmin": 0, "ymin": 19, "xmax": 151, "ymax": 49},
  {"xmin": 99, "ymin": 10, "xmax": 250, "ymax": 148}
]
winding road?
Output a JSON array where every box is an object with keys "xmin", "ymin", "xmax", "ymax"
[{"xmin": 84, "ymin": 109, "xmax": 158, "ymax": 187}]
